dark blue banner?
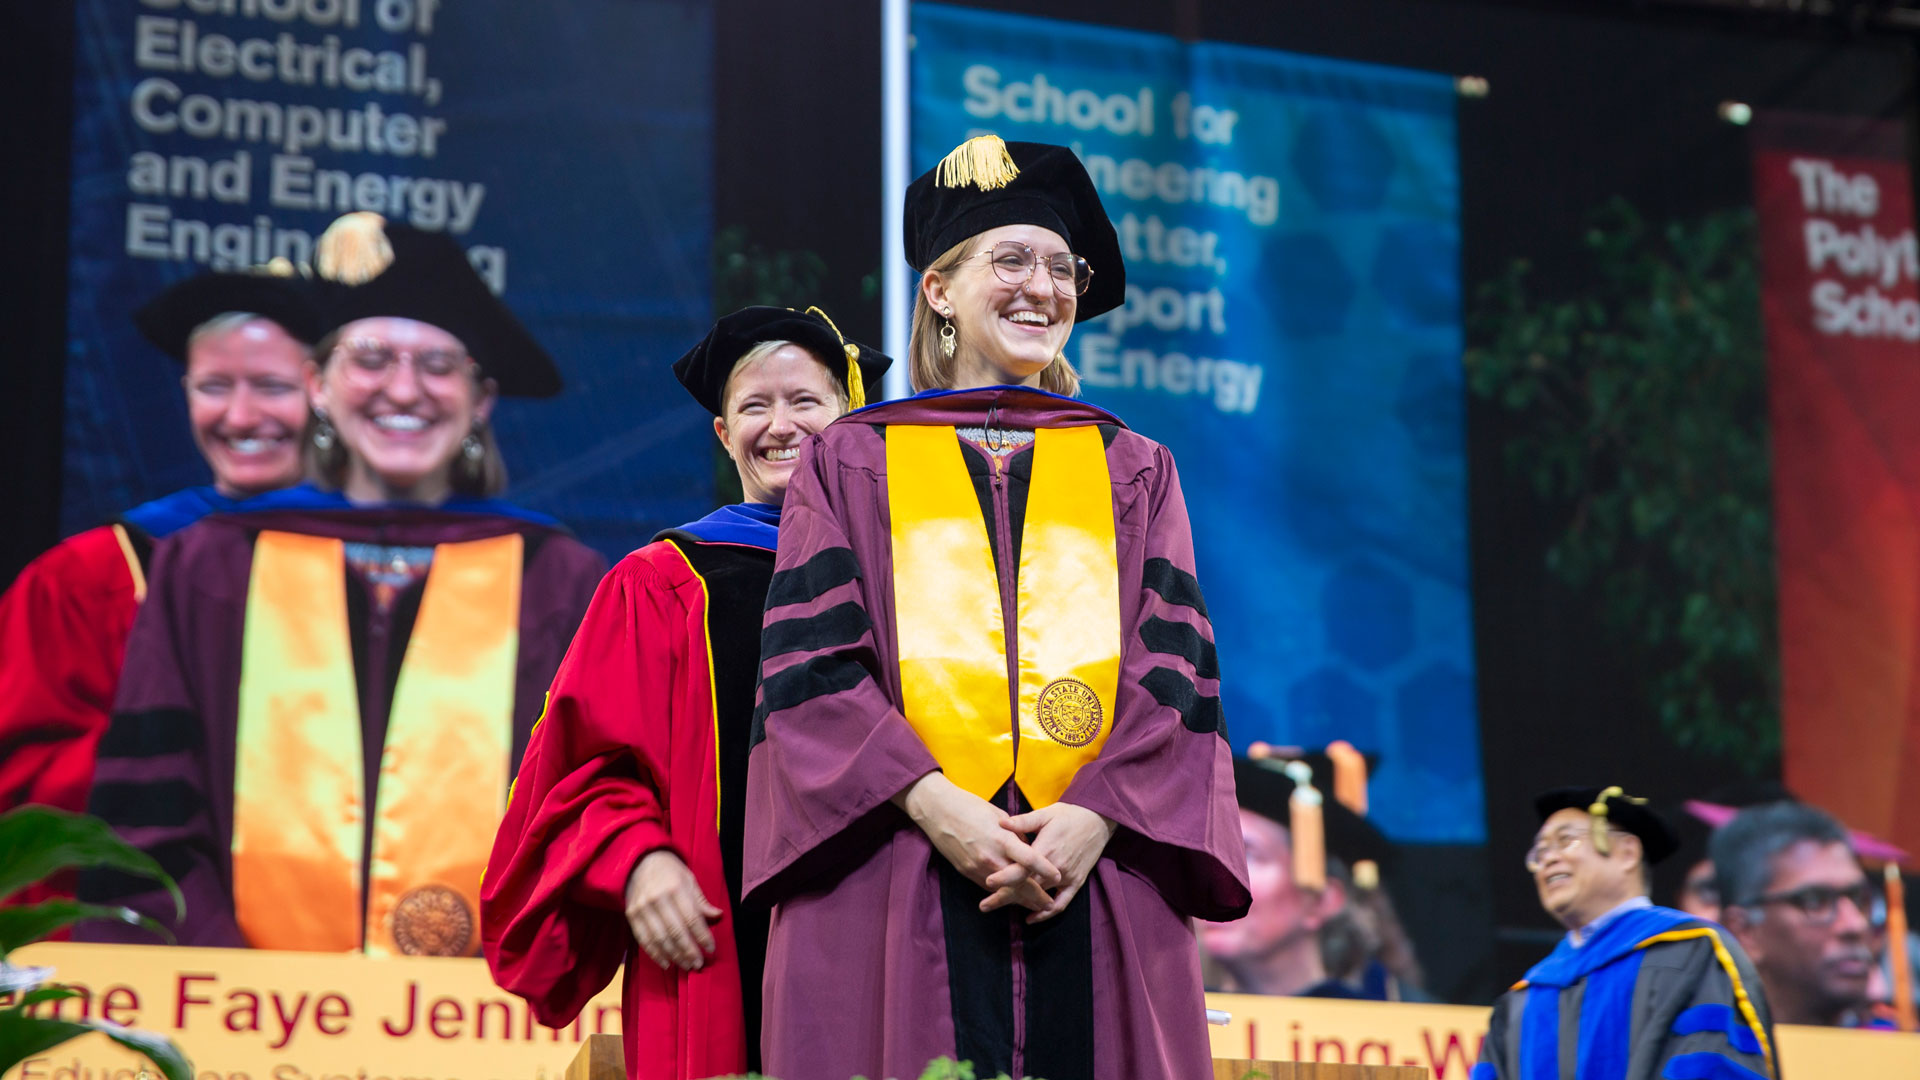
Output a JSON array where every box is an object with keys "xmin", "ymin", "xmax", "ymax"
[
  {"xmin": 66, "ymin": 0, "xmax": 714, "ymax": 560},
  {"xmin": 912, "ymin": 4, "xmax": 1479, "ymax": 842}
]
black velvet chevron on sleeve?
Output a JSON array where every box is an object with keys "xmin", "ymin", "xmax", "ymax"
[
  {"xmin": 1142, "ymin": 557, "xmax": 1210, "ymax": 618},
  {"xmin": 760, "ymin": 602, "xmax": 873, "ymax": 660},
  {"xmin": 750, "ymin": 655, "xmax": 874, "ymax": 747},
  {"xmin": 95, "ymin": 709, "xmax": 203, "ymax": 757},
  {"xmin": 765, "ymin": 547, "xmax": 862, "ymax": 609},
  {"xmin": 87, "ymin": 779, "xmax": 202, "ymax": 829},
  {"xmin": 1139, "ymin": 665, "xmax": 1226, "ymax": 738},
  {"xmin": 77, "ymin": 840, "xmax": 199, "ymax": 904},
  {"xmin": 1138, "ymin": 616, "xmax": 1219, "ymax": 680}
]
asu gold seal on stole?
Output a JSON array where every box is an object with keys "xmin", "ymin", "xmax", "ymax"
[
  {"xmin": 1037, "ymin": 677, "xmax": 1104, "ymax": 747},
  {"xmin": 392, "ymin": 884, "xmax": 475, "ymax": 956}
]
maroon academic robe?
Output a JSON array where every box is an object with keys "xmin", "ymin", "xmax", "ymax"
[
  {"xmin": 746, "ymin": 387, "xmax": 1251, "ymax": 1080},
  {"xmin": 483, "ymin": 523, "xmax": 778, "ymax": 1080},
  {"xmin": 79, "ymin": 493, "xmax": 605, "ymax": 948}
]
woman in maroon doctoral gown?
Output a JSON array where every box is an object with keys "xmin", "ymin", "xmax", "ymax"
[
  {"xmin": 746, "ymin": 136, "xmax": 1251, "ymax": 1080},
  {"xmin": 481, "ymin": 306, "xmax": 888, "ymax": 1080},
  {"xmin": 81, "ymin": 212, "xmax": 606, "ymax": 956}
]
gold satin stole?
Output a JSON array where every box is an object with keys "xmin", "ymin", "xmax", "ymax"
[
  {"xmin": 886, "ymin": 425, "xmax": 1121, "ymax": 808},
  {"xmin": 231, "ymin": 530, "xmax": 521, "ymax": 955}
]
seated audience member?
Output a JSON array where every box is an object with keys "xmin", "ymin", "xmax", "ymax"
[
  {"xmin": 1713, "ymin": 801, "xmax": 1886, "ymax": 1029},
  {"xmin": 1202, "ymin": 753, "xmax": 1412, "ymax": 999},
  {"xmin": 0, "ymin": 268, "xmax": 319, "ymax": 906},
  {"xmin": 1662, "ymin": 781, "xmax": 1796, "ymax": 922},
  {"xmin": 1474, "ymin": 787, "xmax": 1776, "ymax": 1080},
  {"xmin": 80, "ymin": 212, "xmax": 606, "ymax": 953}
]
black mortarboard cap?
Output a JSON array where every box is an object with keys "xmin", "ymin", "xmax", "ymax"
[
  {"xmin": 1535, "ymin": 785, "xmax": 1680, "ymax": 865},
  {"xmin": 673, "ymin": 305, "xmax": 892, "ymax": 416},
  {"xmin": 309, "ymin": 213, "xmax": 561, "ymax": 398},
  {"xmin": 904, "ymin": 136, "xmax": 1126, "ymax": 321},
  {"xmin": 1233, "ymin": 757, "xmax": 1395, "ymax": 872},
  {"xmin": 134, "ymin": 269, "xmax": 327, "ymax": 363}
]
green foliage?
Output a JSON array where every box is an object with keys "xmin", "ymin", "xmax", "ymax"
[
  {"xmin": 712, "ymin": 225, "xmax": 829, "ymax": 314},
  {"xmin": 0, "ymin": 806, "xmax": 191, "ymax": 1080},
  {"xmin": 1466, "ymin": 199, "xmax": 1780, "ymax": 771}
]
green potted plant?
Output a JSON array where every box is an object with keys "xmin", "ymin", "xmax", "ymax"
[{"xmin": 0, "ymin": 805, "xmax": 191, "ymax": 1080}]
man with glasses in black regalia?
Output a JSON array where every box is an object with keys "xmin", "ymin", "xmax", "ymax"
[
  {"xmin": 1474, "ymin": 786, "xmax": 1779, "ymax": 1080},
  {"xmin": 1712, "ymin": 801, "xmax": 1892, "ymax": 1030}
]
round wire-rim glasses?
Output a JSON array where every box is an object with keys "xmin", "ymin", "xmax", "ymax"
[
  {"xmin": 332, "ymin": 340, "xmax": 475, "ymax": 388},
  {"xmin": 973, "ymin": 240, "xmax": 1094, "ymax": 297}
]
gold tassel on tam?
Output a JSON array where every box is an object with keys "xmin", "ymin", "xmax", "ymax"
[
  {"xmin": 1285, "ymin": 760, "xmax": 1327, "ymax": 892},
  {"xmin": 315, "ymin": 211, "xmax": 395, "ymax": 285},
  {"xmin": 936, "ymin": 134, "xmax": 1020, "ymax": 191},
  {"xmin": 802, "ymin": 305, "xmax": 865, "ymax": 409},
  {"xmin": 1326, "ymin": 739, "xmax": 1369, "ymax": 816},
  {"xmin": 843, "ymin": 344, "xmax": 866, "ymax": 409},
  {"xmin": 1587, "ymin": 784, "xmax": 1645, "ymax": 856}
]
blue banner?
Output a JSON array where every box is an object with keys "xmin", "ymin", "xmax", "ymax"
[
  {"xmin": 912, "ymin": 4, "xmax": 1479, "ymax": 842},
  {"xmin": 65, "ymin": 0, "xmax": 714, "ymax": 561}
]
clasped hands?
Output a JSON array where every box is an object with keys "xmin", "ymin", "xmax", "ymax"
[{"xmin": 896, "ymin": 771, "xmax": 1116, "ymax": 924}]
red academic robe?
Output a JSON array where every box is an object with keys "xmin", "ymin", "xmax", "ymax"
[
  {"xmin": 483, "ymin": 529, "xmax": 776, "ymax": 1080},
  {"xmin": 0, "ymin": 526, "xmax": 141, "ymax": 906}
]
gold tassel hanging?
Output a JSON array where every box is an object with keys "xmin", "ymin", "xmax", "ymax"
[
  {"xmin": 803, "ymin": 305, "xmax": 866, "ymax": 409},
  {"xmin": 843, "ymin": 344, "xmax": 866, "ymax": 410},
  {"xmin": 1326, "ymin": 739, "xmax": 1369, "ymax": 816},
  {"xmin": 936, "ymin": 134, "xmax": 1020, "ymax": 191},
  {"xmin": 315, "ymin": 212, "xmax": 395, "ymax": 285},
  {"xmin": 1586, "ymin": 785, "xmax": 1645, "ymax": 856},
  {"xmin": 1285, "ymin": 760, "xmax": 1327, "ymax": 892}
]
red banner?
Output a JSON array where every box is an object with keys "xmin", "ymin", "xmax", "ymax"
[{"xmin": 1755, "ymin": 111, "xmax": 1920, "ymax": 854}]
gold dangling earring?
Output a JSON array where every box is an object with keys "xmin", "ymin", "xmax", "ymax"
[{"xmin": 939, "ymin": 309, "xmax": 957, "ymax": 360}]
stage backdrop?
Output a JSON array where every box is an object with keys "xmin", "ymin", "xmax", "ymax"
[
  {"xmin": 64, "ymin": 0, "xmax": 714, "ymax": 561},
  {"xmin": 911, "ymin": 4, "xmax": 1478, "ymax": 841},
  {"xmin": 1754, "ymin": 111, "xmax": 1920, "ymax": 855}
]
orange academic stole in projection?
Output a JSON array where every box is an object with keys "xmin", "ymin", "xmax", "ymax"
[
  {"xmin": 232, "ymin": 530, "xmax": 521, "ymax": 955},
  {"xmin": 887, "ymin": 424, "xmax": 1120, "ymax": 808}
]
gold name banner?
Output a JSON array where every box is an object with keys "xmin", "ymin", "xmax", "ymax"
[
  {"xmin": 3, "ymin": 944, "xmax": 620, "ymax": 1080},
  {"xmin": 6, "ymin": 947, "xmax": 1912, "ymax": 1080},
  {"xmin": 1205, "ymin": 992, "xmax": 1920, "ymax": 1080}
]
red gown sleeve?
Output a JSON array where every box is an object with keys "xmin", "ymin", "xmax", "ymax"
[
  {"xmin": 0, "ymin": 528, "xmax": 139, "ymax": 909},
  {"xmin": 480, "ymin": 555, "xmax": 687, "ymax": 1028},
  {"xmin": 0, "ymin": 528, "xmax": 136, "ymax": 814}
]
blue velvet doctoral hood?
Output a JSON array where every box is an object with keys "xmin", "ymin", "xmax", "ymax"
[{"xmin": 670, "ymin": 502, "xmax": 780, "ymax": 551}]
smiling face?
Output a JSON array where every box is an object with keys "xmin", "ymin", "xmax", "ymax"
[
  {"xmin": 714, "ymin": 343, "xmax": 843, "ymax": 506},
  {"xmin": 309, "ymin": 316, "xmax": 495, "ymax": 506},
  {"xmin": 184, "ymin": 317, "xmax": 313, "ymax": 498},
  {"xmin": 923, "ymin": 223, "xmax": 1077, "ymax": 389},
  {"xmin": 1530, "ymin": 807, "xmax": 1646, "ymax": 931}
]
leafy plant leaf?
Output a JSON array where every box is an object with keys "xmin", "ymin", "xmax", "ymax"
[
  {"xmin": 0, "ymin": 901, "xmax": 173, "ymax": 959},
  {"xmin": 0, "ymin": 807, "xmax": 182, "ymax": 920},
  {"xmin": 0, "ymin": 1008, "xmax": 193, "ymax": 1080}
]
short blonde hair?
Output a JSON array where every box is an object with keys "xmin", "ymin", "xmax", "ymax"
[
  {"xmin": 716, "ymin": 339, "xmax": 850, "ymax": 424},
  {"xmin": 910, "ymin": 235, "xmax": 1081, "ymax": 396}
]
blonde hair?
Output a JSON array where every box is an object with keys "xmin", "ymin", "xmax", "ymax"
[
  {"xmin": 910, "ymin": 235, "xmax": 1081, "ymax": 396},
  {"xmin": 717, "ymin": 339, "xmax": 850, "ymax": 424}
]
